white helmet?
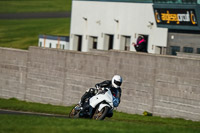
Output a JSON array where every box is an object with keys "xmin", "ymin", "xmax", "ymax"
[{"xmin": 112, "ymin": 75, "xmax": 122, "ymax": 88}]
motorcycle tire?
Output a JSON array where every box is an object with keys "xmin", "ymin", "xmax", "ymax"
[
  {"xmin": 69, "ymin": 104, "xmax": 80, "ymax": 118},
  {"xmin": 92, "ymin": 106, "xmax": 109, "ymax": 120}
]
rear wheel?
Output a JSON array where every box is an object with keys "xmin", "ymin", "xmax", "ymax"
[
  {"xmin": 92, "ymin": 106, "xmax": 109, "ymax": 120},
  {"xmin": 69, "ymin": 104, "xmax": 80, "ymax": 118}
]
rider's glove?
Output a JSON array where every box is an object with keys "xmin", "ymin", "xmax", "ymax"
[
  {"xmin": 95, "ymin": 84, "xmax": 105, "ymax": 91},
  {"xmin": 95, "ymin": 84, "xmax": 100, "ymax": 90},
  {"xmin": 94, "ymin": 88, "xmax": 98, "ymax": 94}
]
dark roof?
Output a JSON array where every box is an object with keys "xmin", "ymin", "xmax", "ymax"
[{"xmin": 39, "ymin": 35, "xmax": 69, "ymax": 42}]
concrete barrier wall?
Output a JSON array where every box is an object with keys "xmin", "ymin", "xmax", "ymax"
[
  {"xmin": 25, "ymin": 48, "xmax": 66, "ymax": 105},
  {"xmin": 0, "ymin": 48, "xmax": 28, "ymax": 100},
  {"xmin": 99, "ymin": 51, "xmax": 155, "ymax": 115},
  {"xmin": 153, "ymin": 56, "xmax": 200, "ymax": 120},
  {"xmin": 63, "ymin": 51, "xmax": 110, "ymax": 106},
  {"xmin": 0, "ymin": 46, "xmax": 200, "ymax": 121}
]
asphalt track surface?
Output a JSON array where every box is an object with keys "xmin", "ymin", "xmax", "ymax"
[
  {"xmin": 0, "ymin": 109, "xmax": 69, "ymax": 118},
  {"xmin": 0, "ymin": 12, "xmax": 71, "ymax": 19}
]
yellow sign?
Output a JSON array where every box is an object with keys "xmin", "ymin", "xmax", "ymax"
[
  {"xmin": 161, "ymin": 11, "xmax": 180, "ymax": 24},
  {"xmin": 154, "ymin": 9, "xmax": 197, "ymax": 25}
]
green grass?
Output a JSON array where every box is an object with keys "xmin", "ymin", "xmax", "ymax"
[
  {"xmin": 0, "ymin": 18, "xmax": 70, "ymax": 50},
  {"xmin": 0, "ymin": 98, "xmax": 72, "ymax": 115},
  {"xmin": 0, "ymin": 98, "xmax": 200, "ymax": 133},
  {"xmin": 1, "ymin": 114, "xmax": 199, "ymax": 133},
  {"xmin": 0, "ymin": 0, "xmax": 71, "ymax": 50},
  {"xmin": 0, "ymin": 0, "xmax": 72, "ymax": 13}
]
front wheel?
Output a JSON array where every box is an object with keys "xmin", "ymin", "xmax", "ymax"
[
  {"xmin": 92, "ymin": 106, "xmax": 109, "ymax": 120},
  {"xmin": 69, "ymin": 104, "xmax": 80, "ymax": 118}
]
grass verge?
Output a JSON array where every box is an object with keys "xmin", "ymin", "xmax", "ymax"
[
  {"xmin": 0, "ymin": 98, "xmax": 71, "ymax": 115},
  {"xmin": 0, "ymin": 98, "xmax": 200, "ymax": 133},
  {"xmin": 0, "ymin": 0, "xmax": 72, "ymax": 13},
  {"xmin": 1, "ymin": 114, "xmax": 199, "ymax": 133},
  {"xmin": 0, "ymin": 18, "xmax": 70, "ymax": 50}
]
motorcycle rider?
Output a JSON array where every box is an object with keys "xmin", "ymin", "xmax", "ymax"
[{"xmin": 78, "ymin": 75, "xmax": 123, "ymax": 114}]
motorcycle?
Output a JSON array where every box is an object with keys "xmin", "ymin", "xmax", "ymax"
[{"xmin": 69, "ymin": 87, "xmax": 119, "ymax": 120}]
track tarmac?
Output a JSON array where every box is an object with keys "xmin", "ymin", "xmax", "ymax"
[
  {"xmin": 0, "ymin": 109, "xmax": 68, "ymax": 118},
  {"xmin": 0, "ymin": 12, "xmax": 71, "ymax": 19}
]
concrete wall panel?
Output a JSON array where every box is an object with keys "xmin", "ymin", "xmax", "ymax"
[
  {"xmin": 0, "ymin": 47, "xmax": 200, "ymax": 121},
  {"xmin": 0, "ymin": 48, "xmax": 28, "ymax": 100}
]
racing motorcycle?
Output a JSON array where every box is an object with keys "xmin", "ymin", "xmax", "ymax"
[{"xmin": 69, "ymin": 87, "xmax": 119, "ymax": 120}]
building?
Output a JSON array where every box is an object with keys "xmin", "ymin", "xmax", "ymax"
[
  {"xmin": 38, "ymin": 35, "xmax": 70, "ymax": 50},
  {"xmin": 70, "ymin": 0, "xmax": 168, "ymax": 54},
  {"xmin": 70, "ymin": 0, "xmax": 200, "ymax": 55},
  {"xmin": 153, "ymin": 0, "xmax": 200, "ymax": 55}
]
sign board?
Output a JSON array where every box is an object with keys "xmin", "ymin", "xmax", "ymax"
[{"xmin": 154, "ymin": 8, "xmax": 198, "ymax": 26}]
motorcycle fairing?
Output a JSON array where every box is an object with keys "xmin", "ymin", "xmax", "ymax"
[{"xmin": 89, "ymin": 88, "xmax": 113, "ymax": 109}]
